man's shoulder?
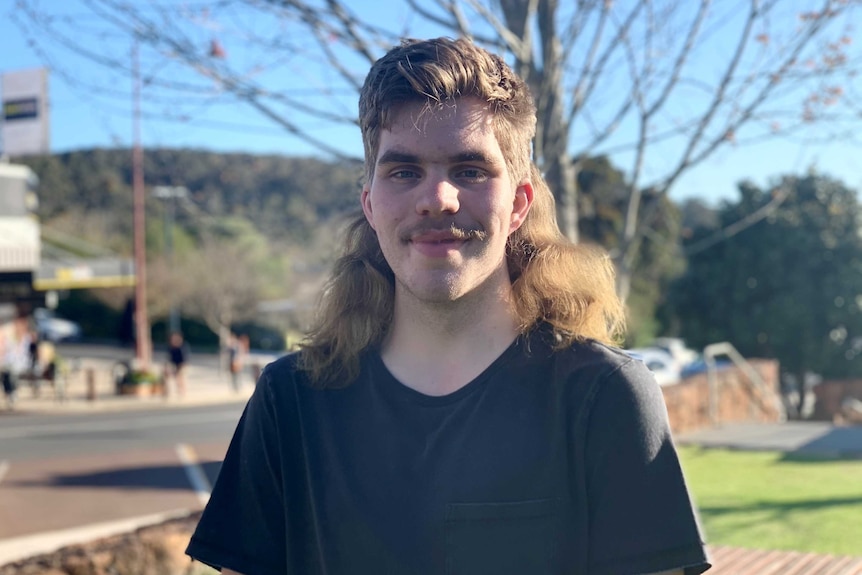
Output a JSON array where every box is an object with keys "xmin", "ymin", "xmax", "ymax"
[
  {"xmin": 519, "ymin": 332, "xmax": 653, "ymax": 395},
  {"xmin": 260, "ymin": 350, "xmax": 304, "ymax": 383},
  {"xmin": 532, "ymin": 333, "xmax": 635, "ymax": 376}
]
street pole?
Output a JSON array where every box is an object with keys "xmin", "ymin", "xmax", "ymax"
[
  {"xmin": 132, "ymin": 38, "xmax": 151, "ymax": 367},
  {"xmin": 153, "ymin": 185, "xmax": 187, "ymax": 335},
  {"xmin": 167, "ymin": 195, "xmax": 179, "ymax": 334}
]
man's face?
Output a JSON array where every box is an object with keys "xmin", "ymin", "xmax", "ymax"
[{"xmin": 361, "ymin": 98, "xmax": 532, "ymax": 305}]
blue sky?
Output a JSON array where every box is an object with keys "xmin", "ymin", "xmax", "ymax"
[{"xmin": 2, "ymin": 1, "xmax": 860, "ymax": 205}]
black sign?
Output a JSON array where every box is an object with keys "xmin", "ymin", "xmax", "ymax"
[
  {"xmin": 0, "ymin": 271, "xmax": 42, "ymax": 305},
  {"xmin": 3, "ymin": 98, "xmax": 39, "ymax": 121}
]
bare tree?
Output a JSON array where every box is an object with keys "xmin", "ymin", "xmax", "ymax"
[
  {"xmin": 176, "ymin": 235, "xmax": 262, "ymax": 357},
  {"xmin": 15, "ymin": 0, "xmax": 862, "ymax": 300}
]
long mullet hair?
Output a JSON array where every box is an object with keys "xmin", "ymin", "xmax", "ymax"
[{"xmin": 299, "ymin": 38, "xmax": 624, "ymax": 387}]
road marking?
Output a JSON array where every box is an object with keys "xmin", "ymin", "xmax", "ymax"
[
  {"xmin": 175, "ymin": 443, "xmax": 212, "ymax": 505},
  {"xmin": 0, "ymin": 410, "xmax": 240, "ymax": 440},
  {"xmin": 0, "ymin": 460, "xmax": 9, "ymax": 485}
]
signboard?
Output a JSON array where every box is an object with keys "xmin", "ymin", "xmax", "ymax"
[
  {"xmin": 3, "ymin": 98, "xmax": 39, "ymax": 121},
  {"xmin": 0, "ymin": 271, "xmax": 45, "ymax": 306},
  {"xmin": 1, "ymin": 68, "xmax": 50, "ymax": 157},
  {"xmin": 35, "ymin": 257, "xmax": 136, "ymax": 291}
]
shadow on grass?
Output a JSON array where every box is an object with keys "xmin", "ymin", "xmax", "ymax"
[
  {"xmin": 780, "ymin": 451, "xmax": 862, "ymax": 463},
  {"xmin": 8, "ymin": 460, "xmax": 223, "ymax": 491},
  {"xmin": 700, "ymin": 495, "xmax": 862, "ymax": 517},
  {"xmin": 699, "ymin": 496, "xmax": 862, "ymax": 549}
]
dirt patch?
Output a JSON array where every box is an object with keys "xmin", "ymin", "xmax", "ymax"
[{"xmin": 0, "ymin": 512, "xmax": 216, "ymax": 575}]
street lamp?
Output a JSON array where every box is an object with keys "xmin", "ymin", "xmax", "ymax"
[{"xmin": 152, "ymin": 185, "xmax": 189, "ymax": 334}]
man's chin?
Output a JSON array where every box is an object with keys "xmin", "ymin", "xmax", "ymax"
[{"xmin": 396, "ymin": 277, "xmax": 465, "ymax": 305}]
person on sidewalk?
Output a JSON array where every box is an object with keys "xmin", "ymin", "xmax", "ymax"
[
  {"xmin": 226, "ymin": 333, "xmax": 247, "ymax": 392},
  {"xmin": 186, "ymin": 37, "xmax": 710, "ymax": 575},
  {"xmin": 2, "ymin": 315, "xmax": 32, "ymax": 410},
  {"xmin": 164, "ymin": 331, "xmax": 190, "ymax": 398}
]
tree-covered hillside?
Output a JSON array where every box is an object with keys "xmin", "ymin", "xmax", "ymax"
[{"xmin": 21, "ymin": 148, "xmax": 363, "ymax": 250}]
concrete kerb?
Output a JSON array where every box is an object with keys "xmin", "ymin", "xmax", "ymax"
[{"xmin": 0, "ymin": 509, "xmax": 197, "ymax": 567}]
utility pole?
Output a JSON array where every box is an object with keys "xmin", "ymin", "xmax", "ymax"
[
  {"xmin": 132, "ymin": 37, "xmax": 151, "ymax": 366},
  {"xmin": 153, "ymin": 185, "xmax": 188, "ymax": 334}
]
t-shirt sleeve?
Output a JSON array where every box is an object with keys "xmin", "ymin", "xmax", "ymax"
[
  {"xmin": 583, "ymin": 358, "xmax": 711, "ymax": 575},
  {"xmin": 186, "ymin": 366, "xmax": 287, "ymax": 575}
]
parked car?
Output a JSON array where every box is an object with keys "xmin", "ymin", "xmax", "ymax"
[
  {"xmin": 34, "ymin": 308, "xmax": 82, "ymax": 342},
  {"xmin": 624, "ymin": 347, "xmax": 681, "ymax": 386},
  {"xmin": 680, "ymin": 357, "xmax": 732, "ymax": 378},
  {"xmin": 649, "ymin": 337, "xmax": 698, "ymax": 369}
]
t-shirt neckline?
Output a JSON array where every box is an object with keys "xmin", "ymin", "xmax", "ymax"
[{"xmin": 370, "ymin": 334, "xmax": 525, "ymax": 406}]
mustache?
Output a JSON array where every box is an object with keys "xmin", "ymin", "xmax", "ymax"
[{"xmin": 400, "ymin": 221, "xmax": 487, "ymax": 241}]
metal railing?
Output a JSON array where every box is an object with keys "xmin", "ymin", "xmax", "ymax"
[{"xmin": 703, "ymin": 342, "xmax": 786, "ymax": 424}]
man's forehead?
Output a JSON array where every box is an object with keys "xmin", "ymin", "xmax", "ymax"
[
  {"xmin": 385, "ymin": 98, "xmax": 493, "ymax": 132},
  {"xmin": 375, "ymin": 99, "xmax": 501, "ymax": 164}
]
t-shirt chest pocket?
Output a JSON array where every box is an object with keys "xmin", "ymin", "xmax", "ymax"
[{"xmin": 444, "ymin": 498, "xmax": 560, "ymax": 575}]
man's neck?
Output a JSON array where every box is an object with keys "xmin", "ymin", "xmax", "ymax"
[{"xmin": 379, "ymin": 285, "xmax": 521, "ymax": 397}]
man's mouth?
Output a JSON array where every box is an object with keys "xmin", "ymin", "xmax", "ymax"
[{"xmin": 407, "ymin": 231, "xmax": 470, "ymax": 257}]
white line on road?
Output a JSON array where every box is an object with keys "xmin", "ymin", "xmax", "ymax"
[
  {"xmin": 175, "ymin": 443, "xmax": 212, "ymax": 506},
  {"xmin": 0, "ymin": 410, "xmax": 240, "ymax": 440},
  {"xmin": 0, "ymin": 460, "xmax": 9, "ymax": 485}
]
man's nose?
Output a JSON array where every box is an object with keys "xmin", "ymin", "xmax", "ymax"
[{"xmin": 416, "ymin": 174, "xmax": 460, "ymax": 215}]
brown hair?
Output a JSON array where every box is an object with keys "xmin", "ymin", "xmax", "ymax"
[
  {"xmin": 359, "ymin": 37, "xmax": 536, "ymax": 186},
  {"xmin": 299, "ymin": 37, "xmax": 625, "ymax": 387}
]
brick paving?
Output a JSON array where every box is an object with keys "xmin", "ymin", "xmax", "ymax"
[{"xmin": 708, "ymin": 545, "xmax": 862, "ymax": 574}]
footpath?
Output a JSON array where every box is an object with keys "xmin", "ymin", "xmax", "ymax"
[{"xmin": 2, "ymin": 343, "xmax": 275, "ymax": 414}]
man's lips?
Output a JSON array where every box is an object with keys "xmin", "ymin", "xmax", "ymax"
[
  {"xmin": 402, "ymin": 226, "xmax": 479, "ymax": 257},
  {"xmin": 410, "ymin": 230, "xmax": 465, "ymax": 243},
  {"xmin": 408, "ymin": 234, "xmax": 466, "ymax": 257}
]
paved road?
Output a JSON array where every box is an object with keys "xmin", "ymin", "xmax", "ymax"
[
  {"xmin": 0, "ymin": 403, "xmax": 244, "ymax": 460},
  {"xmin": 0, "ymin": 403, "xmax": 242, "ymax": 562}
]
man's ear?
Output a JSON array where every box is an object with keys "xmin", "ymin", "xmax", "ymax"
[
  {"xmin": 510, "ymin": 180, "xmax": 533, "ymax": 233},
  {"xmin": 361, "ymin": 187, "xmax": 376, "ymax": 230}
]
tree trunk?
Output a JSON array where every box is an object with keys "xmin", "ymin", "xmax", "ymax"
[
  {"xmin": 537, "ymin": 0, "xmax": 578, "ymax": 242},
  {"xmin": 498, "ymin": 0, "xmax": 578, "ymax": 243},
  {"xmin": 615, "ymin": 257, "xmax": 633, "ymax": 307},
  {"xmin": 545, "ymin": 148, "xmax": 578, "ymax": 242}
]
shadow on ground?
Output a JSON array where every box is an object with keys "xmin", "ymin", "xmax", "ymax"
[{"xmin": 7, "ymin": 461, "xmax": 223, "ymax": 491}]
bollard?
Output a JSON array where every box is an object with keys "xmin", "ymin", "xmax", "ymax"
[{"xmin": 86, "ymin": 368, "xmax": 97, "ymax": 402}]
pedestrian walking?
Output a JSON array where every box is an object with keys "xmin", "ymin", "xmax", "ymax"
[
  {"xmin": 165, "ymin": 331, "xmax": 190, "ymax": 398},
  {"xmin": 2, "ymin": 315, "xmax": 32, "ymax": 410},
  {"xmin": 226, "ymin": 333, "xmax": 246, "ymax": 392}
]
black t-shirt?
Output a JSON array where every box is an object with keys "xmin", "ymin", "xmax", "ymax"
[
  {"xmin": 169, "ymin": 343, "xmax": 188, "ymax": 367},
  {"xmin": 186, "ymin": 331, "xmax": 711, "ymax": 575}
]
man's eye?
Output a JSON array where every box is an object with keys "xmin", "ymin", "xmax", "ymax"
[
  {"xmin": 391, "ymin": 169, "xmax": 418, "ymax": 179},
  {"xmin": 457, "ymin": 168, "xmax": 487, "ymax": 181}
]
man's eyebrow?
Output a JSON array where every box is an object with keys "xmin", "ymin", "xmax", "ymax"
[
  {"xmin": 376, "ymin": 149, "xmax": 501, "ymax": 166},
  {"xmin": 449, "ymin": 151, "xmax": 500, "ymax": 165},
  {"xmin": 376, "ymin": 151, "xmax": 420, "ymax": 166}
]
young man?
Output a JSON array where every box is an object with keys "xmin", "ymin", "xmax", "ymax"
[{"xmin": 186, "ymin": 37, "xmax": 711, "ymax": 575}]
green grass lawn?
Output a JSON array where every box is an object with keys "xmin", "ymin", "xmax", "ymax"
[{"xmin": 678, "ymin": 446, "xmax": 862, "ymax": 556}]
